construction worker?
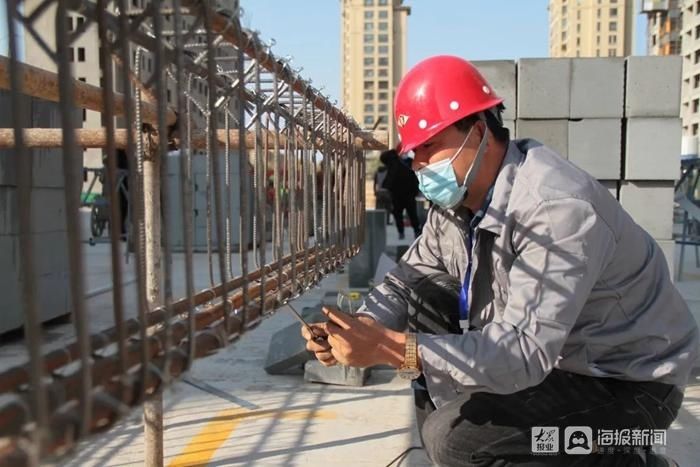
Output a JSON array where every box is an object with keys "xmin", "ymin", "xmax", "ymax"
[{"xmin": 302, "ymin": 55, "xmax": 700, "ymax": 466}]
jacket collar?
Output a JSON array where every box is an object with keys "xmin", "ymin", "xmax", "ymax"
[{"xmin": 476, "ymin": 139, "xmax": 536, "ymax": 236}]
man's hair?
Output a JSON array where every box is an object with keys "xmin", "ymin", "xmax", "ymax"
[
  {"xmin": 380, "ymin": 149, "xmax": 398, "ymax": 165},
  {"xmin": 453, "ymin": 104, "xmax": 510, "ymax": 143}
]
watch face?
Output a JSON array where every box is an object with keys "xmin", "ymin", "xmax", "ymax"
[{"xmin": 398, "ymin": 367, "xmax": 421, "ymax": 380}]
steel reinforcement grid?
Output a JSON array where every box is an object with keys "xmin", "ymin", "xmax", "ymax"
[{"xmin": 0, "ymin": 1, "xmax": 386, "ymax": 464}]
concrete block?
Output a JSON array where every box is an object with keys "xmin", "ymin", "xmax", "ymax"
[
  {"xmin": 625, "ymin": 56, "xmax": 682, "ymax": 117},
  {"xmin": 598, "ymin": 180, "xmax": 619, "ymax": 200},
  {"xmin": 624, "ymin": 118, "xmax": 681, "ymax": 181},
  {"xmin": 570, "ymin": 58, "xmax": 625, "ymax": 118},
  {"xmin": 656, "ymin": 239, "xmax": 676, "ymax": 281},
  {"xmin": 619, "ymin": 181, "xmax": 675, "ymax": 239},
  {"xmin": 568, "ymin": 119, "xmax": 621, "ymax": 179},
  {"xmin": 264, "ymin": 321, "xmax": 314, "ymax": 375},
  {"xmin": 304, "ymin": 360, "xmax": 370, "ymax": 387},
  {"xmin": 472, "ymin": 60, "xmax": 516, "ymax": 120},
  {"xmin": 349, "ymin": 210, "xmax": 387, "ymax": 288},
  {"xmin": 0, "ymin": 187, "xmax": 68, "ymax": 235},
  {"xmin": 516, "ymin": 119, "xmax": 568, "ymax": 158},
  {"xmin": 517, "ymin": 58, "xmax": 571, "ymax": 119},
  {"xmin": 503, "ymin": 119, "xmax": 515, "ymax": 137}
]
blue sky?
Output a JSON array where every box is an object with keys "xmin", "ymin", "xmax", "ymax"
[{"xmin": 242, "ymin": 0, "xmax": 648, "ymax": 103}]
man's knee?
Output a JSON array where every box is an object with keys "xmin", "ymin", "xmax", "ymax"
[{"xmin": 421, "ymin": 403, "xmax": 479, "ymax": 465}]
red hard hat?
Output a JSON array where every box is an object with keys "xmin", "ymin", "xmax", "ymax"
[{"xmin": 394, "ymin": 55, "xmax": 503, "ymax": 154}]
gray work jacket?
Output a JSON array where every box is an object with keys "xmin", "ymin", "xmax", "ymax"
[{"xmin": 358, "ymin": 139, "xmax": 700, "ymax": 407}]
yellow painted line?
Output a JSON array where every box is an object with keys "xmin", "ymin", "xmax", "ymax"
[{"xmin": 168, "ymin": 407, "xmax": 336, "ymax": 467}]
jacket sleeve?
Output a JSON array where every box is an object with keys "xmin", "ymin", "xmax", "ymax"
[
  {"xmin": 417, "ymin": 198, "xmax": 617, "ymax": 394},
  {"xmin": 356, "ymin": 207, "xmax": 448, "ymax": 331}
]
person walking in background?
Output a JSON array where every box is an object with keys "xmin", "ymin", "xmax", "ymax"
[
  {"xmin": 380, "ymin": 149, "xmax": 421, "ymax": 239},
  {"xmin": 374, "ymin": 159, "xmax": 393, "ymax": 224}
]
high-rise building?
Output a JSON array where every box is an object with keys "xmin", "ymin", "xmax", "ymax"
[
  {"xmin": 340, "ymin": 0, "xmax": 410, "ymax": 148},
  {"xmin": 680, "ymin": 0, "xmax": 700, "ymax": 140},
  {"xmin": 548, "ymin": 0, "xmax": 635, "ymax": 58},
  {"xmin": 641, "ymin": 0, "xmax": 682, "ymax": 55}
]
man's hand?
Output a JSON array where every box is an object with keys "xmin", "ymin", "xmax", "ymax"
[
  {"xmin": 301, "ymin": 323, "xmax": 336, "ymax": 367},
  {"xmin": 321, "ymin": 307, "xmax": 406, "ymax": 368}
]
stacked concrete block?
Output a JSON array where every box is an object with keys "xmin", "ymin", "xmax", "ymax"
[
  {"xmin": 473, "ymin": 60, "xmax": 516, "ymax": 121},
  {"xmin": 348, "ymin": 210, "xmax": 387, "ymax": 288},
  {"xmin": 568, "ymin": 119, "xmax": 622, "ymax": 179},
  {"xmin": 622, "ymin": 56, "xmax": 682, "ymax": 275},
  {"xmin": 516, "ymin": 119, "xmax": 569, "ymax": 158},
  {"xmin": 0, "ymin": 92, "xmax": 77, "ymax": 333}
]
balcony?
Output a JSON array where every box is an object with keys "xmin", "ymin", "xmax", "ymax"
[{"xmin": 641, "ymin": 0, "xmax": 670, "ymax": 13}]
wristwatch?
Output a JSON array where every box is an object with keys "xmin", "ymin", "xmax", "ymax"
[{"xmin": 398, "ymin": 333, "xmax": 421, "ymax": 380}]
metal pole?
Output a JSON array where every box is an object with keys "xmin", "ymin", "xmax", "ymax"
[{"xmin": 143, "ymin": 134, "xmax": 164, "ymax": 467}]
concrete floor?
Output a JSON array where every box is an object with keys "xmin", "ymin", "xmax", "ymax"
[{"xmin": 4, "ymin": 221, "xmax": 699, "ymax": 466}]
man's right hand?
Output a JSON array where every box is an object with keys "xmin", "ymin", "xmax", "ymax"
[{"xmin": 301, "ymin": 324, "xmax": 336, "ymax": 367}]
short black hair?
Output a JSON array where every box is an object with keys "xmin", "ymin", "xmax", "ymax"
[
  {"xmin": 380, "ymin": 149, "xmax": 398, "ymax": 165},
  {"xmin": 453, "ymin": 104, "xmax": 510, "ymax": 143}
]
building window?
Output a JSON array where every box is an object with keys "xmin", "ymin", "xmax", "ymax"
[
  {"xmin": 68, "ymin": 47, "xmax": 74, "ymax": 62},
  {"xmin": 364, "ymin": 92, "xmax": 373, "ymax": 100},
  {"xmin": 609, "ymin": 21, "xmax": 617, "ymax": 32},
  {"xmin": 364, "ymin": 22, "xmax": 373, "ymax": 31},
  {"xmin": 596, "ymin": 22, "xmax": 601, "ymax": 32},
  {"xmin": 577, "ymin": 11, "xmax": 581, "ymax": 20},
  {"xmin": 694, "ymin": 74, "xmax": 700, "ymax": 88},
  {"xmin": 378, "ymin": 45, "xmax": 389, "ymax": 54},
  {"xmin": 597, "ymin": 35, "xmax": 601, "ymax": 45},
  {"xmin": 693, "ymin": 123, "xmax": 699, "ymax": 135},
  {"xmin": 364, "ymin": 69, "xmax": 374, "ymax": 78},
  {"xmin": 695, "ymin": 25, "xmax": 700, "ymax": 39},
  {"xmin": 378, "ymin": 92, "xmax": 388, "ymax": 100},
  {"xmin": 378, "ymin": 68, "xmax": 388, "ymax": 77},
  {"xmin": 652, "ymin": 34, "xmax": 657, "ymax": 46},
  {"xmin": 364, "ymin": 81, "xmax": 373, "ymax": 90},
  {"xmin": 378, "ymin": 103, "xmax": 388, "ymax": 112},
  {"xmin": 378, "ymin": 34, "xmax": 388, "ymax": 43},
  {"xmin": 378, "ymin": 80, "xmax": 389, "ymax": 89},
  {"xmin": 596, "ymin": 49, "xmax": 600, "ymax": 57},
  {"xmin": 693, "ymin": 98, "xmax": 699, "ymax": 113},
  {"xmin": 364, "ymin": 34, "xmax": 373, "ymax": 43},
  {"xmin": 378, "ymin": 56, "xmax": 389, "ymax": 66},
  {"xmin": 364, "ymin": 103, "xmax": 374, "ymax": 112},
  {"xmin": 78, "ymin": 47, "xmax": 85, "ymax": 62},
  {"xmin": 364, "ymin": 57, "xmax": 374, "ymax": 66},
  {"xmin": 576, "ymin": 37, "xmax": 581, "ymax": 46},
  {"xmin": 609, "ymin": 35, "xmax": 617, "ymax": 44},
  {"xmin": 364, "ymin": 45, "xmax": 374, "ymax": 54},
  {"xmin": 562, "ymin": 5, "xmax": 567, "ymax": 14},
  {"xmin": 695, "ymin": 50, "xmax": 700, "ymax": 64},
  {"xmin": 378, "ymin": 0, "xmax": 388, "ymax": 4},
  {"xmin": 67, "ymin": 17, "xmax": 74, "ymax": 31},
  {"xmin": 379, "ymin": 22, "xmax": 388, "ymax": 31},
  {"xmin": 82, "ymin": 109, "xmax": 86, "ymax": 122},
  {"xmin": 610, "ymin": 8, "xmax": 617, "ymax": 16},
  {"xmin": 379, "ymin": 10, "xmax": 388, "ymax": 18},
  {"xmin": 576, "ymin": 23, "xmax": 581, "ymax": 33},
  {"xmin": 77, "ymin": 17, "xmax": 84, "ymax": 28},
  {"xmin": 597, "ymin": 9, "xmax": 601, "ymax": 18},
  {"xmin": 608, "ymin": 49, "xmax": 617, "ymax": 57},
  {"xmin": 364, "ymin": 11, "xmax": 373, "ymax": 19},
  {"xmin": 364, "ymin": 116, "xmax": 374, "ymax": 126},
  {"xmin": 364, "ymin": 0, "xmax": 373, "ymax": 5},
  {"xmin": 167, "ymin": 89, "xmax": 172, "ymax": 102}
]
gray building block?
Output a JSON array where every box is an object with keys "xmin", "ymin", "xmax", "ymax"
[
  {"xmin": 624, "ymin": 118, "xmax": 681, "ymax": 181},
  {"xmin": 517, "ymin": 58, "xmax": 571, "ymax": 119},
  {"xmin": 570, "ymin": 58, "xmax": 625, "ymax": 118},
  {"xmin": 304, "ymin": 360, "xmax": 370, "ymax": 387},
  {"xmin": 656, "ymin": 239, "xmax": 676, "ymax": 281},
  {"xmin": 597, "ymin": 180, "xmax": 619, "ymax": 200},
  {"xmin": 264, "ymin": 321, "xmax": 313, "ymax": 375},
  {"xmin": 516, "ymin": 119, "xmax": 568, "ymax": 158},
  {"xmin": 349, "ymin": 210, "xmax": 387, "ymax": 288},
  {"xmin": 568, "ymin": 119, "xmax": 622, "ymax": 179},
  {"xmin": 619, "ymin": 181, "xmax": 675, "ymax": 239},
  {"xmin": 625, "ymin": 56, "xmax": 682, "ymax": 117},
  {"xmin": 0, "ymin": 187, "xmax": 68, "ymax": 235},
  {"xmin": 503, "ymin": 120, "xmax": 515, "ymax": 137},
  {"xmin": 472, "ymin": 60, "xmax": 516, "ymax": 120}
]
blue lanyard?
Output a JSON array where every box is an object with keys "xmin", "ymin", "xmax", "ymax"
[{"xmin": 458, "ymin": 229, "xmax": 474, "ymax": 324}]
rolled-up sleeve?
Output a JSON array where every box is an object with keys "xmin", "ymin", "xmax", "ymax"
[
  {"xmin": 418, "ymin": 198, "xmax": 617, "ymax": 395},
  {"xmin": 357, "ymin": 207, "xmax": 448, "ymax": 331}
]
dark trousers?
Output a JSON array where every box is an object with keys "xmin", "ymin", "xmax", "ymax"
[
  {"xmin": 392, "ymin": 194, "xmax": 421, "ymax": 237},
  {"xmin": 407, "ymin": 274, "xmax": 684, "ymax": 466}
]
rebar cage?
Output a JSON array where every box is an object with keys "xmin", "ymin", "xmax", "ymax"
[{"xmin": 0, "ymin": 0, "xmax": 386, "ymax": 463}]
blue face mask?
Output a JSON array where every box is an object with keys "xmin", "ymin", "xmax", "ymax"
[{"xmin": 416, "ymin": 121, "xmax": 488, "ymax": 209}]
